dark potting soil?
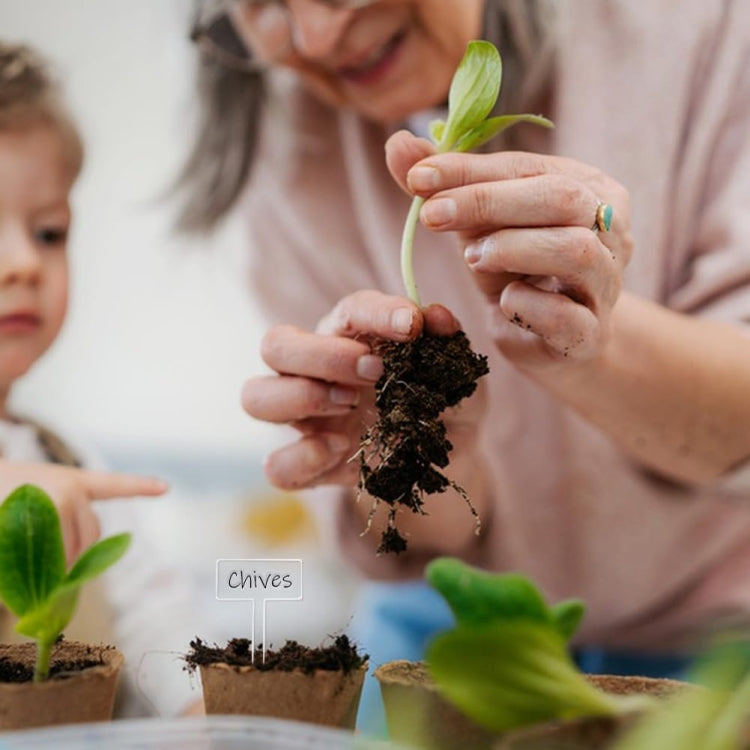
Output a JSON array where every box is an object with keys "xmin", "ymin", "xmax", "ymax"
[
  {"xmin": 0, "ymin": 640, "xmax": 109, "ymax": 683},
  {"xmin": 357, "ymin": 330, "xmax": 489, "ymax": 554},
  {"xmin": 185, "ymin": 634, "xmax": 368, "ymax": 675}
]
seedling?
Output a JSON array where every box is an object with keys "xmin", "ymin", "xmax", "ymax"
[
  {"xmin": 401, "ymin": 39, "xmax": 553, "ymax": 306},
  {"xmin": 356, "ymin": 41, "xmax": 552, "ymax": 554},
  {"xmin": 0, "ymin": 484, "xmax": 130, "ymax": 682},
  {"xmin": 425, "ymin": 558, "xmax": 651, "ymax": 731},
  {"xmin": 611, "ymin": 641, "xmax": 750, "ymax": 750}
]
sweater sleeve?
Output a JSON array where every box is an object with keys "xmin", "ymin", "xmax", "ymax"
[{"xmin": 667, "ymin": 1, "xmax": 750, "ymax": 326}]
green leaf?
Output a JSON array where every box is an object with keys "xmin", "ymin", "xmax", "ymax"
[
  {"xmin": 428, "ymin": 620, "xmax": 622, "ymax": 732},
  {"xmin": 15, "ymin": 583, "xmax": 79, "ymax": 644},
  {"xmin": 550, "ymin": 598, "xmax": 586, "ymax": 640},
  {"xmin": 612, "ymin": 642, "xmax": 750, "ymax": 750},
  {"xmin": 439, "ymin": 40, "xmax": 502, "ymax": 152},
  {"xmin": 453, "ymin": 113, "xmax": 555, "ymax": 153},
  {"xmin": 0, "ymin": 485, "xmax": 65, "ymax": 616},
  {"xmin": 66, "ymin": 532, "xmax": 131, "ymax": 585},
  {"xmin": 428, "ymin": 119, "xmax": 445, "ymax": 144},
  {"xmin": 426, "ymin": 557, "xmax": 553, "ymax": 627}
]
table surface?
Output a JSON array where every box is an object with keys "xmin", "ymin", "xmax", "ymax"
[{"xmin": 0, "ymin": 715, "xmax": 404, "ymax": 750}]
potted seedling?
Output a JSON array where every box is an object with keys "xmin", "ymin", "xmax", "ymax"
[
  {"xmin": 0, "ymin": 483, "xmax": 130, "ymax": 730},
  {"xmin": 376, "ymin": 557, "xmax": 691, "ymax": 750},
  {"xmin": 355, "ymin": 40, "xmax": 553, "ymax": 554},
  {"xmin": 609, "ymin": 641, "xmax": 750, "ymax": 750},
  {"xmin": 185, "ymin": 634, "xmax": 368, "ymax": 729}
]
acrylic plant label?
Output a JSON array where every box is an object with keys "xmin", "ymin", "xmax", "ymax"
[{"xmin": 215, "ymin": 558, "xmax": 303, "ymax": 662}]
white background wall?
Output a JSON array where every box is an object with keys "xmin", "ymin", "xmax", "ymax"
[{"xmin": 1, "ymin": 0, "xmax": 276, "ymax": 476}]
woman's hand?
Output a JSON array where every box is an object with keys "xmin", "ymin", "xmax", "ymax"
[
  {"xmin": 0, "ymin": 461, "xmax": 167, "ymax": 564},
  {"xmin": 386, "ymin": 130, "xmax": 633, "ymax": 373},
  {"xmin": 241, "ymin": 290, "xmax": 459, "ymax": 491}
]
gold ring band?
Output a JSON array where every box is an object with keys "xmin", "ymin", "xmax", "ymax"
[{"xmin": 592, "ymin": 200, "xmax": 613, "ymax": 233}]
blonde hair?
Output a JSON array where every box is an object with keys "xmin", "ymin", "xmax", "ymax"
[{"xmin": 0, "ymin": 42, "xmax": 84, "ymax": 178}]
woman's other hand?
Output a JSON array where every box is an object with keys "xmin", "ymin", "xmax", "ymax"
[{"xmin": 241, "ymin": 290, "xmax": 458, "ymax": 491}]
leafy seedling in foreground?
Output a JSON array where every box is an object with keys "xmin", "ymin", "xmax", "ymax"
[
  {"xmin": 357, "ymin": 41, "xmax": 553, "ymax": 555},
  {"xmin": 0, "ymin": 484, "xmax": 131, "ymax": 682},
  {"xmin": 425, "ymin": 558, "xmax": 651, "ymax": 732},
  {"xmin": 611, "ymin": 640, "xmax": 750, "ymax": 750}
]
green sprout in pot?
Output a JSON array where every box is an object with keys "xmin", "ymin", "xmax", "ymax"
[
  {"xmin": 356, "ymin": 41, "xmax": 553, "ymax": 555},
  {"xmin": 424, "ymin": 557, "xmax": 652, "ymax": 732},
  {"xmin": 0, "ymin": 484, "xmax": 131, "ymax": 682},
  {"xmin": 400, "ymin": 40, "xmax": 554, "ymax": 307}
]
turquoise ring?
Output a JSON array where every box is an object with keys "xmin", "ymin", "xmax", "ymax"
[{"xmin": 592, "ymin": 200, "xmax": 613, "ymax": 233}]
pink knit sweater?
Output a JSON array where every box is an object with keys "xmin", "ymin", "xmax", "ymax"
[{"xmin": 241, "ymin": 0, "xmax": 750, "ymax": 651}]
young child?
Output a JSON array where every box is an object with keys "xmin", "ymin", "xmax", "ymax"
[{"xmin": 0, "ymin": 41, "xmax": 203, "ymax": 717}]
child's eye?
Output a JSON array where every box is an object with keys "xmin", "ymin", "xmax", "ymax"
[{"xmin": 35, "ymin": 227, "xmax": 68, "ymax": 246}]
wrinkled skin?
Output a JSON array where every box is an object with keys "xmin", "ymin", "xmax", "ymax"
[{"xmin": 386, "ymin": 129, "xmax": 633, "ymax": 369}]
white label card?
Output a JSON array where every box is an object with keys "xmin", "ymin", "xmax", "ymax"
[{"xmin": 215, "ymin": 558, "xmax": 303, "ymax": 662}]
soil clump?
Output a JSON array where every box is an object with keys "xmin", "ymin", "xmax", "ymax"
[
  {"xmin": 357, "ymin": 330, "xmax": 489, "ymax": 554},
  {"xmin": 185, "ymin": 634, "xmax": 367, "ymax": 674}
]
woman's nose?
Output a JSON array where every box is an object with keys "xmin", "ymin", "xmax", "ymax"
[
  {"xmin": 286, "ymin": 0, "xmax": 352, "ymax": 59},
  {"xmin": 0, "ymin": 229, "xmax": 42, "ymax": 286}
]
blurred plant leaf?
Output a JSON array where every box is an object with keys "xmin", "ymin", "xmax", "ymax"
[{"xmin": 427, "ymin": 620, "xmax": 630, "ymax": 732}]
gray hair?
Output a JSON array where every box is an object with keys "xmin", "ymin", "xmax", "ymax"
[
  {"xmin": 0, "ymin": 42, "xmax": 84, "ymax": 178},
  {"xmin": 175, "ymin": 0, "xmax": 555, "ymax": 233}
]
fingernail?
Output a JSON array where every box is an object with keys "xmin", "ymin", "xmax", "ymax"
[
  {"xmin": 356, "ymin": 354, "xmax": 383, "ymax": 381},
  {"xmin": 325, "ymin": 434, "xmax": 350, "ymax": 454},
  {"xmin": 464, "ymin": 239, "xmax": 489, "ymax": 265},
  {"xmin": 421, "ymin": 197, "xmax": 456, "ymax": 227},
  {"xmin": 391, "ymin": 307, "xmax": 414, "ymax": 336},
  {"xmin": 330, "ymin": 386, "xmax": 359, "ymax": 406},
  {"xmin": 408, "ymin": 165, "xmax": 440, "ymax": 191}
]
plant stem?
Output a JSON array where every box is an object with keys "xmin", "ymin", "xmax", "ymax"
[
  {"xmin": 34, "ymin": 638, "xmax": 53, "ymax": 682},
  {"xmin": 401, "ymin": 195, "xmax": 425, "ymax": 306}
]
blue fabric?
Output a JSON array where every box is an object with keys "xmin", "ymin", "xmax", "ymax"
[
  {"xmin": 351, "ymin": 580, "xmax": 694, "ymax": 737},
  {"xmin": 350, "ymin": 580, "xmax": 455, "ymax": 737},
  {"xmin": 573, "ymin": 646, "xmax": 692, "ymax": 680}
]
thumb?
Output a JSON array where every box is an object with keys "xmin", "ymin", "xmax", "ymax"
[{"xmin": 385, "ymin": 129, "xmax": 435, "ymax": 195}]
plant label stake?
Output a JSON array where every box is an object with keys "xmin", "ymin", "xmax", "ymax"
[{"xmin": 215, "ymin": 558, "xmax": 303, "ymax": 663}]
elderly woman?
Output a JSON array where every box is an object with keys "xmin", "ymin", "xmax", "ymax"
[{"xmin": 179, "ymin": 0, "xmax": 750, "ymax": 733}]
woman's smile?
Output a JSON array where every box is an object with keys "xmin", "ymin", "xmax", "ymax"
[{"xmin": 337, "ymin": 28, "xmax": 406, "ymax": 86}]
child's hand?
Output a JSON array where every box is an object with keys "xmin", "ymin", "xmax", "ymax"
[{"xmin": 0, "ymin": 461, "xmax": 167, "ymax": 564}]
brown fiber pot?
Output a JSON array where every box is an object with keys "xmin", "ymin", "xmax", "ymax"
[
  {"xmin": 375, "ymin": 660, "xmax": 691, "ymax": 750},
  {"xmin": 494, "ymin": 674, "xmax": 692, "ymax": 750},
  {"xmin": 199, "ymin": 661, "xmax": 368, "ymax": 729},
  {"xmin": 0, "ymin": 640, "xmax": 124, "ymax": 730}
]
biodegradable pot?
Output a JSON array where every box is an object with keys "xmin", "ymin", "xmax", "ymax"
[
  {"xmin": 199, "ymin": 661, "xmax": 368, "ymax": 729},
  {"xmin": 375, "ymin": 661, "xmax": 692, "ymax": 750},
  {"xmin": 375, "ymin": 660, "xmax": 497, "ymax": 749},
  {"xmin": 0, "ymin": 640, "xmax": 123, "ymax": 730},
  {"xmin": 494, "ymin": 674, "xmax": 693, "ymax": 750}
]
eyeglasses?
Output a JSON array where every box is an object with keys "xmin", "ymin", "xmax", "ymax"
[{"xmin": 191, "ymin": 0, "xmax": 380, "ymax": 73}]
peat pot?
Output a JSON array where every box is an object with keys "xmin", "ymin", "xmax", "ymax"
[
  {"xmin": 199, "ymin": 661, "xmax": 368, "ymax": 729},
  {"xmin": 375, "ymin": 660, "xmax": 691, "ymax": 750},
  {"xmin": 0, "ymin": 640, "xmax": 124, "ymax": 730}
]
